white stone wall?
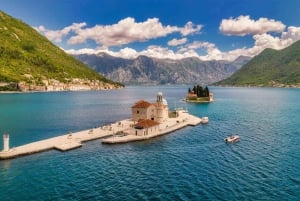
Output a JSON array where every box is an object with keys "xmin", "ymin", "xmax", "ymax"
[
  {"xmin": 132, "ymin": 105, "xmax": 156, "ymax": 121},
  {"xmin": 133, "ymin": 125, "xmax": 159, "ymax": 136}
]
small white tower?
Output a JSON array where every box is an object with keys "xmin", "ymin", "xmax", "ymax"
[{"xmin": 3, "ymin": 134, "xmax": 9, "ymax": 152}]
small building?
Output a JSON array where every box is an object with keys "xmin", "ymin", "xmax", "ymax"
[
  {"xmin": 186, "ymin": 92, "xmax": 198, "ymax": 100},
  {"xmin": 134, "ymin": 119, "xmax": 159, "ymax": 136}
]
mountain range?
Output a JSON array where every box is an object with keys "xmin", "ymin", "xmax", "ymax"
[
  {"xmin": 5, "ymin": 9, "xmax": 298, "ymax": 89},
  {"xmin": 217, "ymin": 40, "xmax": 300, "ymax": 87},
  {"xmin": 74, "ymin": 53, "xmax": 251, "ymax": 85},
  {"xmin": 0, "ymin": 11, "xmax": 122, "ymax": 91}
]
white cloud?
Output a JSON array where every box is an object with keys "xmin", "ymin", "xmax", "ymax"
[
  {"xmin": 180, "ymin": 21, "xmax": 202, "ymax": 36},
  {"xmin": 37, "ymin": 17, "xmax": 202, "ymax": 47},
  {"xmin": 58, "ymin": 16, "xmax": 300, "ymax": 62},
  {"xmin": 66, "ymin": 48, "xmax": 102, "ymax": 55},
  {"xmin": 35, "ymin": 23, "xmax": 87, "ymax": 43},
  {"xmin": 140, "ymin": 46, "xmax": 182, "ymax": 59},
  {"xmin": 186, "ymin": 41, "xmax": 203, "ymax": 49},
  {"xmin": 68, "ymin": 17, "xmax": 178, "ymax": 46},
  {"xmin": 66, "ymin": 47, "xmax": 139, "ymax": 59},
  {"xmin": 282, "ymin": 26, "xmax": 300, "ymax": 43},
  {"xmin": 66, "ymin": 24, "xmax": 300, "ymax": 62},
  {"xmin": 203, "ymin": 26, "xmax": 300, "ymax": 61},
  {"xmin": 186, "ymin": 41, "xmax": 217, "ymax": 50},
  {"xmin": 67, "ymin": 45, "xmax": 194, "ymax": 60},
  {"xmin": 219, "ymin": 15, "xmax": 286, "ymax": 36},
  {"xmin": 168, "ymin": 38, "xmax": 187, "ymax": 46}
]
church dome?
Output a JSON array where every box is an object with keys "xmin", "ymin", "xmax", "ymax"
[{"xmin": 162, "ymin": 98, "xmax": 168, "ymax": 105}]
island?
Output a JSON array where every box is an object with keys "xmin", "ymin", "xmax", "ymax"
[
  {"xmin": 184, "ymin": 85, "xmax": 214, "ymax": 103},
  {"xmin": 0, "ymin": 92, "xmax": 205, "ymax": 160}
]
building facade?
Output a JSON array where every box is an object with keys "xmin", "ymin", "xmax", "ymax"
[
  {"xmin": 131, "ymin": 92, "xmax": 169, "ymax": 123},
  {"xmin": 131, "ymin": 92, "xmax": 169, "ymax": 136}
]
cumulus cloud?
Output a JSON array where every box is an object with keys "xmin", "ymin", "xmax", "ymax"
[
  {"xmin": 58, "ymin": 16, "xmax": 300, "ymax": 62},
  {"xmin": 38, "ymin": 17, "xmax": 202, "ymax": 47},
  {"xmin": 66, "ymin": 48, "xmax": 104, "ymax": 55},
  {"xmin": 66, "ymin": 23, "xmax": 300, "ymax": 62},
  {"xmin": 282, "ymin": 26, "xmax": 300, "ymax": 43},
  {"xmin": 201, "ymin": 26, "xmax": 300, "ymax": 61},
  {"xmin": 66, "ymin": 45, "xmax": 196, "ymax": 60},
  {"xmin": 182, "ymin": 41, "xmax": 223, "ymax": 60},
  {"xmin": 168, "ymin": 38, "xmax": 187, "ymax": 46},
  {"xmin": 68, "ymin": 17, "xmax": 180, "ymax": 46},
  {"xmin": 180, "ymin": 21, "xmax": 202, "ymax": 36},
  {"xmin": 65, "ymin": 47, "xmax": 138, "ymax": 58},
  {"xmin": 35, "ymin": 23, "xmax": 87, "ymax": 42},
  {"xmin": 219, "ymin": 15, "xmax": 286, "ymax": 36}
]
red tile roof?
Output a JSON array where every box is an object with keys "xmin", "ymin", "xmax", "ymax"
[
  {"xmin": 187, "ymin": 93, "xmax": 197, "ymax": 97},
  {"xmin": 132, "ymin": 100, "xmax": 153, "ymax": 108},
  {"xmin": 134, "ymin": 119, "xmax": 159, "ymax": 128}
]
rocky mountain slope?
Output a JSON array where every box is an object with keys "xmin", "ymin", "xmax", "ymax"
[
  {"xmin": 74, "ymin": 53, "xmax": 250, "ymax": 85},
  {"xmin": 0, "ymin": 11, "xmax": 123, "ymax": 91},
  {"xmin": 217, "ymin": 40, "xmax": 300, "ymax": 87}
]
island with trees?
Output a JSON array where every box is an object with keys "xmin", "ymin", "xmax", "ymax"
[{"xmin": 184, "ymin": 85, "xmax": 214, "ymax": 103}]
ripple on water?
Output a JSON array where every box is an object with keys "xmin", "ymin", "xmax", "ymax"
[{"xmin": 1, "ymin": 87, "xmax": 300, "ymax": 200}]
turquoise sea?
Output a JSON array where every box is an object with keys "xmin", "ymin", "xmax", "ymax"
[{"xmin": 0, "ymin": 86, "xmax": 300, "ymax": 200}]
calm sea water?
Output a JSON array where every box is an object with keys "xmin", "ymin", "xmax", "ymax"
[{"xmin": 0, "ymin": 86, "xmax": 300, "ymax": 200}]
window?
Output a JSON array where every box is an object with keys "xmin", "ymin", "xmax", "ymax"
[{"xmin": 137, "ymin": 110, "xmax": 139, "ymax": 114}]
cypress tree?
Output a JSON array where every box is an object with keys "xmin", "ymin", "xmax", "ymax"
[
  {"xmin": 204, "ymin": 86, "xmax": 209, "ymax": 97},
  {"xmin": 193, "ymin": 85, "xmax": 196, "ymax": 94},
  {"xmin": 199, "ymin": 86, "xmax": 204, "ymax": 97}
]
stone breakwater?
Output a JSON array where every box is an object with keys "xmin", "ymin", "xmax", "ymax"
[
  {"xmin": 0, "ymin": 110, "xmax": 203, "ymax": 160},
  {"xmin": 0, "ymin": 119, "xmax": 132, "ymax": 160}
]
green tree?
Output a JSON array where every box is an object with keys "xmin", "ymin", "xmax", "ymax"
[
  {"xmin": 192, "ymin": 85, "xmax": 196, "ymax": 94},
  {"xmin": 204, "ymin": 86, "xmax": 209, "ymax": 97}
]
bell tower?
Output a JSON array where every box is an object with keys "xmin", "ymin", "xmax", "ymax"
[
  {"xmin": 157, "ymin": 91, "xmax": 163, "ymax": 104},
  {"xmin": 156, "ymin": 92, "xmax": 164, "ymax": 123}
]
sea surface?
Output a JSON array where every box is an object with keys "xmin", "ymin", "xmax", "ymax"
[{"xmin": 0, "ymin": 86, "xmax": 300, "ymax": 200}]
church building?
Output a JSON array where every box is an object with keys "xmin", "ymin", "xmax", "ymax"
[{"xmin": 131, "ymin": 92, "xmax": 169, "ymax": 136}]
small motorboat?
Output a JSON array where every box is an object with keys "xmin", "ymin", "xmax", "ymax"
[
  {"xmin": 201, "ymin": 117, "xmax": 209, "ymax": 124},
  {"xmin": 224, "ymin": 135, "xmax": 240, "ymax": 143}
]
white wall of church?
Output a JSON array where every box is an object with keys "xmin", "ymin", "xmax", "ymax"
[{"xmin": 132, "ymin": 105, "xmax": 156, "ymax": 121}]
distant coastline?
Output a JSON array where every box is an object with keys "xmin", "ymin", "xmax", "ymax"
[
  {"xmin": 0, "ymin": 79, "xmax": 124, "ymax": 93},
  {"xmin": 215, "ymin": 84, "xmax": 300, "ymax": 88},
  {"xmin": 0, "ymin": 87, "xmax": 124, "ymax": 94}
]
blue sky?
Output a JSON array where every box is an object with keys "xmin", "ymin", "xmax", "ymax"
[{"xmin": 2, "ymin": 0, "xmax": 300, "ymax": 61}]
